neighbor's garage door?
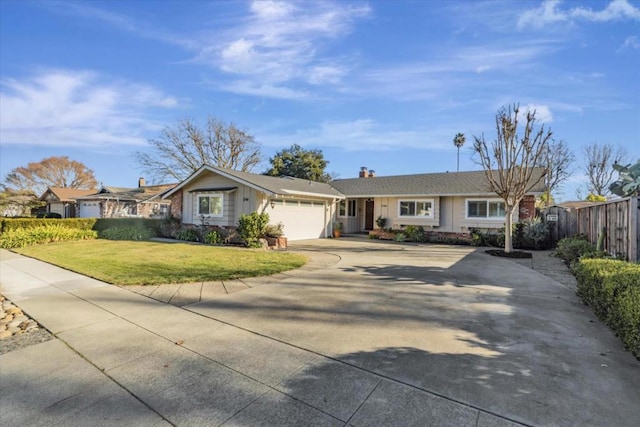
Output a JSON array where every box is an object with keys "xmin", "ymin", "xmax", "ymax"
[
  {"xmin": 268, "ymin": 200, "xmax": 326, "ymax": 241},
  {"xmin": 79, "ymin": 202, "xmax": 100, "ymax": 218}
]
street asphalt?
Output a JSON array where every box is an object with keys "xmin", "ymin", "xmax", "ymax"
[{"xmin": 0, "ymin": 238, "xmax": 638, "ymax": 426}]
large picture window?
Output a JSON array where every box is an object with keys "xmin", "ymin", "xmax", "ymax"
[
  {"xmin": 339, "ymin": 199, "xmax": 357, "ymax": 217},
  {"xmin": 466, "ymin": 199, "xmax": 505, "ymax": 219},
  {"xmin": 398, "ymin": 200, "xmax": 434, "ymax": 218},
  {"xmin": 197, "ymin": 194, "xmax": 223, "ymax": 217}
]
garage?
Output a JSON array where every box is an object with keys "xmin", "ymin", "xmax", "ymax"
[
  {"xmin": 267, "ymin": 199, "xmax": 327, "ymax": 241},
  {"xmin": 79, "ymin": 202, "xmax": 101, "ymax": 218}
]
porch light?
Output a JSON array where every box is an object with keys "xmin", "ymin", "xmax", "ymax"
[{"xmin": 270, "ymin": 199, "xmax": 276, "ymax": 209}]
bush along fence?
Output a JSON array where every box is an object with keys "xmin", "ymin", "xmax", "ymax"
[
  {"xmin": 555, "ymin": 236, "xmax": 640, "ymax": 360},
  {"xmin": 543, "ymin": 196, "xmax": 639, "ymax": 262}
]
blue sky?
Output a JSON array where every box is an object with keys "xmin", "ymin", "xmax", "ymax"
[{"xmin": 1, "ymin": 0, "xmax": 638, "ymax": 201}]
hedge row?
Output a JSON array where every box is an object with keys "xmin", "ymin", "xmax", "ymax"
[
  {"xmin": 0, "ymin": 218, "xmax": 97, "ymax": 233},
  {"xmin": 573, "ymin": 258, "xmax": 640, "ymax": 359},
  {"xmin": 0, "ymin": 225, "xmax": 98, "ymax": 248},
  {"xmin": 0, "ymin": 218, "xmax": 162, "ymax": 235}
]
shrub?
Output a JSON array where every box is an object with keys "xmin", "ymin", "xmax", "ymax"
[
  {"xmin": 1, "ymin": 218, "xmax": 97, "ymax": 234},
  {"xmin": 175, "ymin": 228, "xmax": 201, "ymax": 242},
  {"xmin": 376, "ymin": 216, "xmax": 387, "ymax": 229},
  {"xmin": 556, "ymin": 237, "xmax": 597, "ymax": 265},
  {"xmin": 0, "ymin": 225, "xmax": 97, "ymax": 248},
  {"xmin": 92, "ymin": 218, "xmax": 162, "ymax": 235},
  {"xmin": 100, "ymin": 226, "xmax": 153, "ymax": 241},
  {"xmin": 573, "ymin": 258, "xmax": 640, "ymax": 359},
  {"xmin": 204, "ymin": 230, "xmax": 223, "ymax": 245},
  {"xmin": 264, "ymin": 222, "xmax": 284, "ymax": 238},
  {"xmin": 518, "ymin": 218, "xmax": 549, "ymax": 249},
  {"xmin": 36, "ymin": 212, "xmax": 62, "ymax": 219},
  {"xmin": 469, "ymin": 228, "xmax": 504, "ymax": 247},
  {"xmin": 238, "ymin": 212, "xmax": 270, "ymax": 246},
  {"xmin": 158, "ymin": 216, "xmax": 182, "ymax": 238},
  {"xmin": 394, "ymin": 232, "xmax": 407, "ymax": 242},
  {"xmin": 404, "ymin": 225, "xmax": 426, "ymax": 243}
]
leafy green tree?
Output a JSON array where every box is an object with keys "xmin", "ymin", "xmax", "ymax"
[
  {"xmin": 609, "ymin": 160, "xmax": 640, "ymax": 197},
  {"xmin": 586, "ymin": 193, "xmax": 607, "ymax": 202},
  {"xmin": 264, "ymin": 144, "xmax": 332, "ymax": 182},
  {"xmin": 453, "ymin": 133, "xmax": 466, "ymax": 172}
]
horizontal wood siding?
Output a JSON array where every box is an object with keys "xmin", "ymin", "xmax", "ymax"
[{"xmin": 182, "ymin": 171, "xmax": 247, "ymax": 226}]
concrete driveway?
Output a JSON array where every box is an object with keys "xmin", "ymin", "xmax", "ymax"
[{"xmin": 1, "ymin": 239, "xmax": 639, "ymax": 426}]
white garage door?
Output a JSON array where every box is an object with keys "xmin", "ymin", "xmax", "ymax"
[
  {"xmin": 79, "ymin": 202, "xmax": 101, "ymax": 218},
  {"xmin": 268, "ymin": 200, "xmax": 327, "ymax": 241}
]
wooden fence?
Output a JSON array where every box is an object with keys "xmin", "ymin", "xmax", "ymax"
[{"xmin": 543, "ymin": 197, "xmax": 639, "ymax": 263}]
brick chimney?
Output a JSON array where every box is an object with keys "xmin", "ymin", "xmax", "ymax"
[
  {"xmin": 368, "ymin": 170, "xmax": 376, "ymax": 178},
  {"xmin": 359, "ymin": 166, "xmax": 368, "ymax": 178},
  {"xmin": 138, "ymin": 177, "xmax": 146, "ymax": 188}
]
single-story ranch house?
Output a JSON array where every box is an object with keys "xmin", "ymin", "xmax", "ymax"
[
  {"xmin": 75, "ymin": 178, "xmax": 174, "ymax": 218},
  {"xmin": 39, "ymin": 187, "xmax": 98, "ymax": 218},
  {"xmin": 164, "ymin": 165, "xmax": 544, "ymax": 241}
]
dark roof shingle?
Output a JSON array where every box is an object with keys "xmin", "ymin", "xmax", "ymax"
[{"xmin": 330, "ymin": 169, "xmax": 546, "ymax": 197}]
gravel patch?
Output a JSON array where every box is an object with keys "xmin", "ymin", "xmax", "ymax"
[{"xmin": 0, "ymin": 295, "xmax": 53, "ymax": 355}]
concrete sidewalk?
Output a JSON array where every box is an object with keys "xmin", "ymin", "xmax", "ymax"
[{"xmin": 0, "ymin": 248, "xmax": 515, "ymax": 427}]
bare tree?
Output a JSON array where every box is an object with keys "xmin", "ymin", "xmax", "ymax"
[
  {"xmin": 4, "ymin": 156, "xmax": 97, "ymax": 196},
  {"xmin": 135, "ymin": 116, "xmax": 262, "ymax": 182},
  {"xmin": 543, "ymin": 139, "xmax": 575, "ymax": 207},
  {"xmin": 453, "ymin": 133, "xmax": 466, "ymax": 172},
  {"xmin": 582, "ymin": 143, "xmax": 626, "ymax": 197},
  {"xmin": 473, "ymin": 104, "xmax": 552, "ymax": 253}
]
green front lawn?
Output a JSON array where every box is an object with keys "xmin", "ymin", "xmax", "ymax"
[{"xmin": 14, "ymin": 240, "xmax": 306, "ymax": 285}]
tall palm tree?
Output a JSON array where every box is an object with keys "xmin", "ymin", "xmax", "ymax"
[{"xmin": 453, "ymin": 133, "xmax": 466, "ymax": 172}]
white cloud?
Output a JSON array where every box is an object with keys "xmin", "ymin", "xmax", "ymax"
[
  {"xmin": 0, "ymin": 69, "xmax": 179, "ymax": 147},
  {"xmin": 203, "ymin": 0, "xmax": 371, "ymax": 96},
  {"xmin": 619, "ymin": 35, "xmax": 640, "ymax": 51},
  {"xmin": 522, "ymin": 104, "xmax": 553, "ymax": 123},
  {"xmin": 518, "ymin": 0, "xmax": 640, "ymax": 29}
]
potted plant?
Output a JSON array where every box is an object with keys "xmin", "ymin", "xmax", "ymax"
[
  {"xmin": 333, "ymin": 222, "xmax": 343, "ymax": 238},
  {"xmin": 264, "ymin": 222, "xmax": 286, "ymax": 248}
]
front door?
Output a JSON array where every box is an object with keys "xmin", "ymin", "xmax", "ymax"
[{"xmin": 365, "ymin": 199, "xmax": 374, "ymax": 230}]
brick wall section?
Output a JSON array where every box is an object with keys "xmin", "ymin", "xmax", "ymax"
[
  {"xmin": 170, "ymin": 190, "xmax": 183, "ymax": 218},
  {"xmin": 518, "ymin": 195, "xmax": 536, "ymax": 220}
]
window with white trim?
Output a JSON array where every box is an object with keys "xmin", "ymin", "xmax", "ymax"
[
  {"xmin": 197, "ymin": 194, "xmax": 223, "ymax": 217},
  {"xmin": 466, "ymin": 199, "xmax": 505, "ymax": 219},
  {"xmin": 339, "ymin": 199, "xmax": 357, "ymax": 217},
  {"xmin": 398, "ymin": 200, "xmax": 434, "ymax": 218}
]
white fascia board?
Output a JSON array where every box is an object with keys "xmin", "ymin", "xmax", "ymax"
[{"xmin": 280, "ymin": 189, "xmax": 345, "ymax": 199}]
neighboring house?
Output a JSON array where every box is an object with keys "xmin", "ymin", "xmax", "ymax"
[
  {"xmin": 39, "ymin": 187, "xmax": 98, "ymax": 218},
  {"xmin": 552, "ymin": 201, "xmax": 599, "ymax": 210},
  {"xmin": 330, "ymin": 167, "xmax": 544, "ymax": 235},
  {"xmin": 75, "ymin": 178, "xmax": 175, "ymax": 218},
  {"xmin": 164, "ymin": 165, "xmax": 544, "ymax": 241},
  {"xmin": 162, "ymin": 165, "xmax": 344, "ymax": 241}
]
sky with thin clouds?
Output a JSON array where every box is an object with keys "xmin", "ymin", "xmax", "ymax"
[{"xmin": 1, "ymin": 0, "xmax": 638, "ymax": 201}]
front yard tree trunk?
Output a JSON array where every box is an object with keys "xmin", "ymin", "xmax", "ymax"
[{"xmin": 504, "ymin": 206, "xmax": 514, "ymax": 253}]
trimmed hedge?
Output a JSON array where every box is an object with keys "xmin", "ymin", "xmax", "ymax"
[
  {"xmin": 0, "ymin": 225, "xmax": 97, "ymax": 248},
  {"xmin": 91, "ymin": 218, "xmax": 162, "ymax": 235},
  {"xmin": 1, "ymin": 218, "xmax": 97, "ymax": 234},
  {"xmin": 1, "ymin": 217, "xmax": 162, "ymax": 235},
  {"xmin": 573, "ymin": 258, "xmax": 640, "ymax": 359},
  {"xmin": 100, "ymin": 226, "xmax": 154, "ymax": 241}
]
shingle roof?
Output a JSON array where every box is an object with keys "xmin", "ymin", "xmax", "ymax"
[
  {"xmin": 164, "ymin": 165, "xmax": 344, "ymax": 199},
  {"xmin": 39, "ymin": 187, "xmax": 98, "ymax": 202},
  {"xmin": 330, "ymin": 169, "xmax": 546, "ymax": 197},
  {"xmin": 76, "ymin": 184, "xmax": 176, "ymax": 202}
]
